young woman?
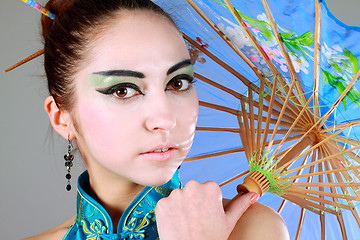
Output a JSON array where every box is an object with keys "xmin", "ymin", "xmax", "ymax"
[{"xmin": 25, "ymin": 0, "xmax": 289, "ymax": 239}]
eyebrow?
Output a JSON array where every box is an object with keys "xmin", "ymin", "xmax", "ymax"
[
  {"xmin": 92, "ymin": 59, "xmax": 192, "ymax": 78},
  {"xmin": 93, "ymin": 70, "xmax": 145, "ymax": 78},
  {"xmin": 167, "ymin": 59, "xmax": 192, "ymax": 75}
]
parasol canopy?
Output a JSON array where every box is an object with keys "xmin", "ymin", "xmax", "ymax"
[{"xmin": 155, "ymin": 0, "xmax": 360, "ymax": 239}]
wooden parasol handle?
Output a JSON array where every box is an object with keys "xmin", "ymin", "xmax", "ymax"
[{"xmin": 277, "ymin": 132, "xmax": 317, "ymax": 169}]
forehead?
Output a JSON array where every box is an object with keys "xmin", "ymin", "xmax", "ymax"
[{"xmin": 84, "ymin": 10, "xmax": 189, "ymax": 73}]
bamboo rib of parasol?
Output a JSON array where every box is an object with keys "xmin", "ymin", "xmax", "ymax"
[
  {"xmin": 248, "ymin": 88, "xmax": 256, "ymax": 151},
  {"xmin": 238, "ymin": 99, "xmax": 253, "ymax": 158},
  {"xmin": 220, "ymin": 170, "xmax": 250, "ymax": 187},
  {"xmin": 312, "ymin": 0, "xmax": 322, "ymax": 120},
  {"xmin": 255, "ymin": 80, "xmax": 265, "ymax": 158},
  {"xmin": 295, "ymin": 208, "xmax": 306, "ymax": 240}
]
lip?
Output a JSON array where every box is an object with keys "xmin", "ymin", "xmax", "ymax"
[{"xmin": 140, "ymin": 145, "xmax": 178, "ymax": 162}]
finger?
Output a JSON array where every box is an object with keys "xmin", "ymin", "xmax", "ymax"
[{"xmin": 224, "ymin": 192, "xmax": 260, "ymax": 225}]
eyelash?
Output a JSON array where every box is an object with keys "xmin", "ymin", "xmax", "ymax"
[
  {"xmin": 97, "ymin": 74, "xmax": 196, "ymax": 100},
  {"xmin": 166, "ymin": 74, "xmax": 196, "ymax": 92},
  {"xmin": 97, "ymin": 82, "xmax": 143, "ymax": 99}
]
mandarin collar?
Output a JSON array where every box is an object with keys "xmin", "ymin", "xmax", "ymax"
[{"xmin": 63, "ymin": 170, "xmax": 181, "ymax": 240}]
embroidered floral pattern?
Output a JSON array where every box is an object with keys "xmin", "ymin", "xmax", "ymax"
[
  {"xmin": 82, "ymin": 219, "xmax": 109, "ymax": 240},
  {"xmin": 121, "ymin": 211, "xmax": 156, "ymax": 239},
  {"xmin": 154, "ymin": 186, "xmax": 173, "ymax": 197}
]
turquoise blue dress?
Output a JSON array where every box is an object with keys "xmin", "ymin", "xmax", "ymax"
[{"xmin": 63, "ymin": 171, "xmax": 182, "ymax": 240}]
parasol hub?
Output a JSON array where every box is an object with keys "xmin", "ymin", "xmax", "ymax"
[
  {"xmin": 303, "ymin": 130, "xmax": 318, "ymax": 143},
  {"xmin": 304, "ymin": 126, "xmax": 322, "ymax": 143},
  {"xmin": 237, "ymin": 170, "xmax": 271, "ymax": 196}
]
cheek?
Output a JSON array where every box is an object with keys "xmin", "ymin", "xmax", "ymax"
[
  {"xmin": 176, "ymin": 91, "xmax": 199, "ymax": 135},
  {"xmin": 75, "ymin": 100, "xmax": 137, "ymax": 154}
]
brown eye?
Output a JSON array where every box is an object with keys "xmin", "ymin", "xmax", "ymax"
[
  {"xmin": 97, "ymin": 82, "xmax": 143, "ymax": 99},
  {"xmin": 167, "ymin": 79, "xmax": 191, "ymax": 91},
  {"xmin": 112, "ymin": 86, "xmax": 139, "ymax": 99},
  {"xmin": 171, "ymin": 79, "xmax": 183, "ymax": 90},
  {"xmin": 115, "ymin": 87, "xmax": 128, "ymax": 98},
  {"xmin": 113, "ymin": 87, "xmax": 138, "ymax": 99}
]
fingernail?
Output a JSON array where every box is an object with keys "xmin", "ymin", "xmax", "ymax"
[{"xmin": 250, "ymin": 193, "xmax": 260, "ymax": 205}]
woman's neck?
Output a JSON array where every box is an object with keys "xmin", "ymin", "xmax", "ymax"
[{"xmin": 87, "ymin": 170, "xmax": 145, "ymax": 232}]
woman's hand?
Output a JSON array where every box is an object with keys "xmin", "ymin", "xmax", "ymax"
[{"xmin": 155, "ymin": 180, "xmax": 259, "ymax": 240}]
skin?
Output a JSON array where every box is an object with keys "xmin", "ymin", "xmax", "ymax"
[{"xmin": 26, "ymin": 10, "xmax": 289, "ymax": 240}]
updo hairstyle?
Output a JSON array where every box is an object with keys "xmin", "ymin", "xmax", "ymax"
[{"xmin": 41, "ymin": 0, "xmax": 177, "ymax": 111}]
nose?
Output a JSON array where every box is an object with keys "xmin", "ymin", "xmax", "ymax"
[{"xmin": 144, "ymin": 93, "xmax": 176, "ymax": 132}]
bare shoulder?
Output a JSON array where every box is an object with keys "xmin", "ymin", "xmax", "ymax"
[
  {"xmin": 225, "ymin": 200, "xmax": 289, "ymax": 240},
  {"xmin": 23, "ymin": 215, "xmax": 76, "ymax": 240}
]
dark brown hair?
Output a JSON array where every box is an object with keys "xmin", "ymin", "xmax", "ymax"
[{"xmin": 41, "ymin": 0, "xmax": 177, "ymax": 111}]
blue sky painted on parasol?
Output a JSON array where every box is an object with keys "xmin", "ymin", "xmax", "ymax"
[{"xmin": 161, "ymin": 0, "xmax": 360, "ymax": 141}]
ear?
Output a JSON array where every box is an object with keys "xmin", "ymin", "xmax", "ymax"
[{"xmin": 44, "ymin": 96, "xmax": 76, "ymax": 141}]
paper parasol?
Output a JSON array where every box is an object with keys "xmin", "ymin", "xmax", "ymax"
[{"xmin": 155, "ymin": 0, "xmax": 360, "ymax": 239}]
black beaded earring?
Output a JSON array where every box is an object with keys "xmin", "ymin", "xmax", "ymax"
[{"xmin": 64, "ymin": 138, "xmax": 74, "ymax": 191}]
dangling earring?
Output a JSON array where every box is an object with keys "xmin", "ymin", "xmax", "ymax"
[{"xmin": 64, "ymin": 137, "xmax": 74, "ymax": 191}]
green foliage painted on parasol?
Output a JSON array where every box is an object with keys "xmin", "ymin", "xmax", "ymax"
[
  {"xmin": 344, "ymin": 47, "xmax": 359, "ymax": 75},
  {"xmin": 322, "ymin": 47, "xmax": 360, "ymax": 110},
  {"xmin": 281, "ymin": 30, "xmax": 314, "ymax": 60},
  {"xmin": 322, "ymin": 70, "xmax": 360, "ymax": 109},
  {"xmin": 212, "ymin": 0, "xmax": 314, "ymax": 62}
]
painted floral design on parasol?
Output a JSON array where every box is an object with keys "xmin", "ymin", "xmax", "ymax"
[{"xmin": 156, "ymin": 0, "xmax": 360, "ymax": 239}]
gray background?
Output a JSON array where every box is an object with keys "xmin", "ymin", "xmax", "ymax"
[{"xmin": 1, "ymin": 0, "xmax": 359, "ymax": 239}]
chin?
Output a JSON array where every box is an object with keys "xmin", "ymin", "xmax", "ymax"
[
  {"xmin": 142, "ymin": 168, "xmax": 178, "ymax": 187},
  {"xmin": 148, "ymin": 176, "xmax": 174, "ymax": 187}
]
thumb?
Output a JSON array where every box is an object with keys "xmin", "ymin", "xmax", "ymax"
[{"xmin": 224, "ymin": 192, "xmax": 260, "ymax": 225}]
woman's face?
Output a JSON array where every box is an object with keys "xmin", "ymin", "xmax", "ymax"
[{"xmin": 71, "ymin": 11, "xmax": 199, "ymax": 186}]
